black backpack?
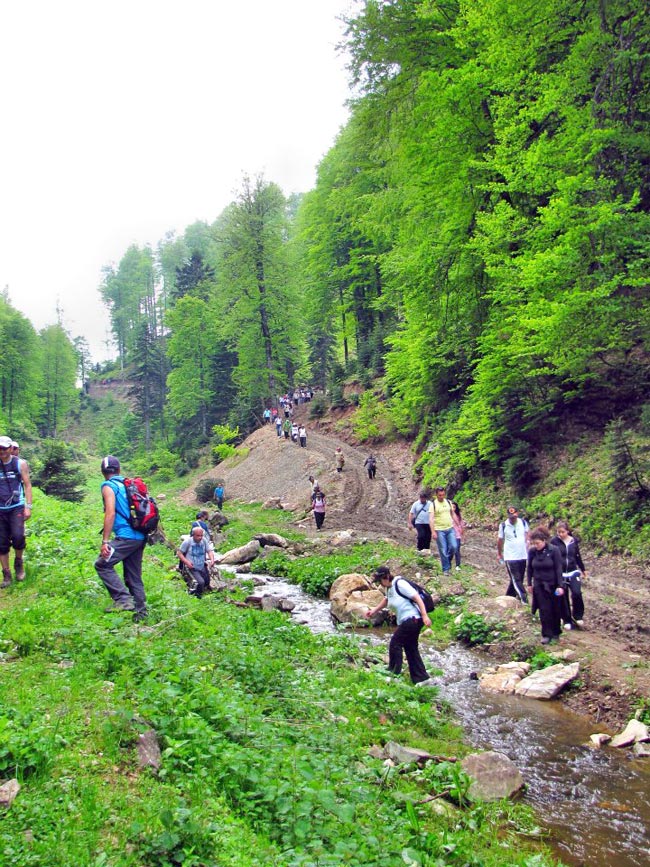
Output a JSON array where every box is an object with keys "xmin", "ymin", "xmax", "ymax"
[{"xmin": 394, "ymin": 577, "xmax": 435, "ymax": 613}]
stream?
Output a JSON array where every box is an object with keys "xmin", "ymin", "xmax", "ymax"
[{"xmin": 246, "ymin": 572, "xmax": 650, "ymax": 867}]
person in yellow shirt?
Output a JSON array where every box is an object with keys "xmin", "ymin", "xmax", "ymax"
[{"xmin": 429, "ymin": 486, "xmax": 457, "ymax": 576}]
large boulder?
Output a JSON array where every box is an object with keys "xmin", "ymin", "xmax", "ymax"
[
  {"xmin": 219, "ymin": 540, "xmax": 262, "ymax": 565},
  {"xmin": 0, "ymin": 779, "xmax": 20, "ymax": 810},
  {"xmin": 514, "ymin": 662, "xmax": 580, "ymax": 700},
  {"xmin": 329, "ymin": 573, "xmax": 384, "ymax": 624},
  {"xmin": 262, "ymin": 497, "xmax": 283, "ymax": 510},
  {"xmin": 384, "ymin": 742, "xmax": 433, "ymax": 766},
  {"xmin": 461, "ymin": 751, "xmax": 524, "ymax": 801},
  {"xmin": 479, "ymin": 662, "xmax": 531, "ymax": 695}
]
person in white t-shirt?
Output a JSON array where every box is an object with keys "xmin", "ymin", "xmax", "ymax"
[{"xmin": 497, "ymin": 505, "xmax": 530, "ymax": 603}]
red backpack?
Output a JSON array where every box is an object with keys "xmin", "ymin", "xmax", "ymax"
[{"xmin": 122, "ymin": 477, "xmax": 160, "ymax": 536}]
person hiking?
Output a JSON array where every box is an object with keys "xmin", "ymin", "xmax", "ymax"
[
  {"xmin": 275, "ymin": 415, "xmax": 283, "ymax": 438},
  {"xmin": 430, "ymin": 487, "xmax": 457, "ymax": 575},
  {"xmin": 310, "ymin": 486, "xmax": 326, "ymax": 530},
  {"xmin": 365, "ymin": 566, "xmax": 434, "ymax": 686},
  {"xmin": 95, "ymin": 456, "xmax": 147, "ymax": 621},
  {"xmin": 0, "ymin": 435, "xmax": 32, "ymax": 587},
  {"xmin": 192, "ymin": 510, "xmax": 214, "ymax": 550},
  {"xmin": 283, "ymin": 418, "xmax": 291, "ymax": 440},
  {"xmin": 335, "ymin": 447, "xmax": 345, "ymax": 472},
  {"xmin": 291, "ymin": 422, "xmax": 299, "ymax": 443},
  {"xmin": 298, "ymin": 425, "xmax": 307, "ymax": 448},
  {"xmin": 364, "ymin": 454, "xmax": 377, "ymax": 480},
  {"xmin": 308, "ymin": 475, "xmax": 319, "ymax": 493},
  {"xmin": 497, "ymin": 506, "xmax": 530, "ymax": 603},
  {"xmin": 213, "ymin": 484, "xmax": 224, "ymax": 511},
  {"xmin": 551, "ymin": 521, "xmax": 587, "ymax": 629},
  {"xmin": 450, "ymin": 501, "xmax": 466, "ymax": 571},
  {"xmin": 408, "ymin": 491, "xmax": 433, "ymax": 551},
  {"xmin": 178, "ymin": 525, "xmax": 215, "ymax": 597},
  {"xmin": 527, "ymin": 526, "xmax": 564, "ymax": 644}
]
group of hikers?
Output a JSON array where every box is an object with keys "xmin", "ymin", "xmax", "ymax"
[
  {"xmin": 275, "ymin": 416, "xmax": 308, "ymax": 446},
  {"xmin": 2, "ymin": 425, "xmax": 588, "ymax": 683}
]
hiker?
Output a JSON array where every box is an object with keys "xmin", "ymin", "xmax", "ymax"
[
  {"xmin": 308, "ymin": 475, "xmax": 319, "ymax": 493},
  {"xmin": 310, "ymin": 486, "xmax": 326, "ymax": 530},
  {"xmin": 275, "ymin": 415, "xmax": 283, "ymax": 438},
  {"xmin": 527, "ymin": 526, "xmax": 564, "ymax": 645},
  {"xmin": 263, "ymin": 408, "xmax": 271, "ymax": 424},
  {"xmin": 408, "ymin": 491, "xmax": 433, "ymax": 551},
  {"xmin": 365, "ymin": 566, "xmax": 433, "ymax": 686},
  {"xmin": 291, "ymin": 422, "xmax": 299, "ymax": 443},
  {"xmin": 551, "ymin": 521, "xmax": 587, "ymax": 629},
  {"xmin": 364, "ymin": 454, "xmax": 377, "ymax": 480},
  {"xmin": 213, "ymin": 484, "xmax": 224, "ymax": 511},
  {"xmin": 335, "ymin": 447, "xmax": 345, "ymax": 472},
  {"xmin": 95, "ymin": 456, "xmax": 147, "ymax": 620},
  {"xmin": 298, "ymin": 425, "xmax": 307, "ymax": 448},
  {"xmin": 283, "ymin": 418, "xmax": 291, "ymax": 440},
  {"xmin": 177, "ymin": 525, "xmax": 215, "ymax": 597},
  {"xmin": 430, "ymin": 487, "xmax": 457, "ymax": 576},
  {"xmin": 450, "ymin": 501, "xmax": 465, "ymax": 571},
  {"xmin": 192, "ymin": 510, "xmax": 214, "ymax": 549},
  {"xmin": 497, "ymin": 506, "xmax": 530, "ymax": 603},
  {"xmin": 0, "ymin": 435, "xmax": 32, "ymax": 588}
]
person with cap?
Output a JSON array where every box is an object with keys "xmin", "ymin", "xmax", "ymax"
[
  {"xmin": 0, "ymin": 435, "xmax": 32, "ymax": 587},
  {"xmin": 95, "ymin": 456, "xmax": 147, "ymax": 620},
  {"xmin": 497, "ymin": 506, "xmax": 530, "ymax": 603},
  {"xmin": 365, "ymin": 566, "xmax": 433, "ymax": 685},
  {"xmin": 408, "ymin": 491, "xmax": 434, "ymax": 551}
]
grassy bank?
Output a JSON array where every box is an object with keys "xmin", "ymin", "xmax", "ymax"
[{"xmin": 0, "ymin": 488, "xmax": 557, "ymax": 866}]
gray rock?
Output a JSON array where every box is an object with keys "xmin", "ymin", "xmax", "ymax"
[
  {"xmin": 479, "ymin": 662, "xmax": 531, "ymax": 695},
  {"xmin": 461, "ymin": 751, "xmax": 524, "ymax": 801},
  {"xmin": 384, "ymin": 741, "xmax": 433, "ymax": 766},
  {"xmin": 590, "ymin": 733, "xmax": 612, "ymax": 748},
  {"xmin": 632, "ymin": 742, "xmax": 650, "ymax": 758},
  {"xmin": 329, "ymin": 573, "xmax": 385, "ymax": 625},
  {"xmin": 244, "ymin": 594, "xmax": 263, "ymax": 607},
  {"xmin": 235, "ymin": 563, "xmax": 252, "ymax": 574},
  {"xmin": 262, "ymin": 497, "xmax": 283, "ymax": 510},
  {"xmin": 514, "ymin": 662, "xmax": 580, "ymax": 700},
  {"xmin": 137, "ymin": 729, "xmax": 162, "ymax": 771},
  {"xmin": 260, "ymin": 595, "xmax": 295, "ymax": 612},
  {"xmin": 0, "ymin": 779, "xmax": 20, "ymax": 809},
  {"xmin": 494, "ymin": 595, "xmax": 525, "ymax": 610},
  {"xmin": 254, "ymin": 533, "xmax": 289, "ymax": 548},
  {"xmin": 219, "ymin": 540, "xmax": 261, "ymax": 565},
  {"xmin": 610, "ymin": 719, "xmax": 650, "ymax": 748}
]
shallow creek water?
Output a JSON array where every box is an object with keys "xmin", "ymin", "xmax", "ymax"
[{"xmin": 241, "ymin": 573, "xmax": 650, "ymax": 866}]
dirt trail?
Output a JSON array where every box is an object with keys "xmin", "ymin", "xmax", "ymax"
[{"xmin": 198, "ymin": 410, "xmax": 650, "ymax": 729}]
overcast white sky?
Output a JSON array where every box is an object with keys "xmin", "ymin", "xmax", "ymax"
[{"xmin": 0, "ymin": 0, "xmax": 354, "ymax": 360}]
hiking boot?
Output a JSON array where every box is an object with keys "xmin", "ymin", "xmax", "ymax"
[
  {"xmin": 1, "ymin": 570, "xmax": 11, "ymax": 589},
  {"xmin": 563, "ymin": 623, "xmax": 573, "ymax": 631},
  {"xmin": 14, "ymin": 560, "xmax": 25, "ymax": 582},
  {"xmin": 104, "ymin": 601, "xmax": 135, "ymax": 613},
  {"xmin": 540, "ymin": 637, "xmax": 550, "ymax": 645},
  {"xmin": 133, "ymin": 611, "xmax": 148, "ymax": 623},
  {"xmin": 455, "ymin": 566, "xmax": 461, "ymax": 572},
  {"xmin": 414, "ymin": 677, "xmax": 437, "ymax": 688}
]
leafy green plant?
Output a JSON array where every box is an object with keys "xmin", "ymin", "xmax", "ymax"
[{"xmin": 451, "ymin": 613, "xmax": 498, "ymax": 646}]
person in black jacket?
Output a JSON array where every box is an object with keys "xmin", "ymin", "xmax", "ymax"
[
  {"xmin": 551, "ymin": 521, "xmax": 586, "ymax": 629},
  {"xmin": 527, "ymin": 526, "xmax": 565, "ymax": 644}
]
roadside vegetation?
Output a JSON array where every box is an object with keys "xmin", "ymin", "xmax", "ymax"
[{"xmin": 0, "ymin": 484, "xmax": 558, "ymax": 867}]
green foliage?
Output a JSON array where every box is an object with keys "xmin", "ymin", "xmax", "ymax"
[
  {"xmin": 32, "ymin": 440, "xmax": 86, "ymax": 503},
  {"xmin": 308, "ymin": 392, "xmax": 328, "ymax": 419},
  {"xmin": 351, "ymin": 390, "xmax": 395, "ymax": 443},
  {"xmin": 451, "ymin": 613, "xmax": 499, "ymax": 647},
  {"xmin": 527, "ymin": 652, "xmax": 558, "ymax": 673},
  {"xmin": 212, "ymin": 443, "xmax": 238, "ymax": 463}
]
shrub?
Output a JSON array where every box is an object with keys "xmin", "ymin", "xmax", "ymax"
[
  {"xmin": 309, "ymin": 393, "xmax": 328, "ymax": 419},
  {"xmin": 195, "ymin": 478, "xmax": 220, "ymax": 502},
  {"xmin": 451, "ymin": 613, "xmax": 498, "ymax": 646},
  {"xmin": 32, "ymin": 440, "xmax": 85, "ymax": 502}
]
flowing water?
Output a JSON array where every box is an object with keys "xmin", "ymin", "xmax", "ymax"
[{"xmin": 239, "ymin": 573, "xmax": 650, "ymax": 866}]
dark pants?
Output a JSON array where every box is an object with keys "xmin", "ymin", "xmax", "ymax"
[
  {"xmin": 187, "ymin": 567, "xmax": 210, "ymax": 597},
  {"xmin": 453, "ymin": 539, "xmax": 461, "ymax": 567},
  {"xmin": 0, "ymin": 507, "xmax": 26, "ymax": 554},
  {"xmin": 531, "ymin": 581, "xmax": 562, "ymax": 639},
  {"xmin": 367, "ymin": 466, "xmax": 376, "ymax": 479},
  {"xmin": 505, "ymin": 560, "xmax": 528, "ymax": 603},
  {"xmin": 415, "ymin": 524, "xmax": 432, "ymax": 550},
  {"xmin": 95, "ymin": 538, "xmax": 147, "ymax": 614},
  {"xmin": 299, "ymin": 437, "xmax": 307, "ymax": 447},
  {"xmin": 314, "ymin": 511, "xmax": 325, "ymax": 530},
  {"xmin": 388, "ymin": 617, "xmax": 429, "ymax": 683},
  {"xmin": 561, "ymin": 571, "xmax": 585, "ymax": 622}
]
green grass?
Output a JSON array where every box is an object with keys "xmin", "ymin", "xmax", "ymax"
[{"xmin": 0, "ymin": 488, "xmax": 558, "ymax": 866}]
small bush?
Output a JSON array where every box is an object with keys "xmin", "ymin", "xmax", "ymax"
[
  {"xmin": 309, "ymin": 393, "xmax": 328, "ymax": 419},
  {"xmin": 32, "ymin": 440, "xmax": 85, "ymax": 502},
  {"xmin": 195, "ymin": 478, "xmax": 220, "ymax": 502},
  {"xmin": 212, "ymin": 443, "xmax": 238, "ymax": 463},
  {"xmin": 451, "ymin": 613, "xmax": 497, "ymax": 646}
]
